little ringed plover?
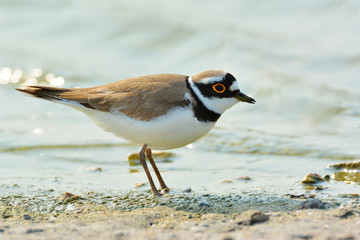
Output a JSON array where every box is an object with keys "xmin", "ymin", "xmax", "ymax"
[{"xmin": 16, "ymin": 70, "xmax": 255, "ymax": 196}]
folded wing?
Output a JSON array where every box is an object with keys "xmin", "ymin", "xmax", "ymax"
[{"xmin": 16, "ymin": 74, "xmax": 191, "ymax": 121}]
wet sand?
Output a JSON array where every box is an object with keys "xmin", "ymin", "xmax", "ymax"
[{"xmin": 1, "ymin": 192, "xmax": 359, "ymax": 240}]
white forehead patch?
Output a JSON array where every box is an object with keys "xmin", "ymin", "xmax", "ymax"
[
  {"xmin": 198, "ymin": 75, "xmax": 224, "ymax": 85},
  {"xmin": 229, "ymin": 81, "xmax": 239, "ymax": 91}
]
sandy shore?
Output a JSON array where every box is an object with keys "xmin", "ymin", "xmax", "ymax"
[
  {"xmin": 1, "ymin": 205, "xmax": 360, "ymax": 240},
  {"xmin": 1, "ymin": 191, "xmax": 360, "ymax": 240}
]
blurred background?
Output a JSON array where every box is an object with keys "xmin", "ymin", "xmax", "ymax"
[{"xmin": 0, "ymin": 0, "xmax": 359, "ymax": 197}]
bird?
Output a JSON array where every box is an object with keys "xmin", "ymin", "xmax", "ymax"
[{"xmin": 16, "ymin": 70, "xmax": 255, "ymax": 196}]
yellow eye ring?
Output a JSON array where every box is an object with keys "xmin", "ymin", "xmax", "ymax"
[{"xmin": 212, "ymin": 83, "xmax": 226, "ymax": 93}]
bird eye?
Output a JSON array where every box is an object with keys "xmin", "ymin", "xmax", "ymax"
[{"xmin": 212, "ymin": 83, "xmax": 226, "ymax": 93}]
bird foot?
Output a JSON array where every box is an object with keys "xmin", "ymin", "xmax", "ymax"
[{"xmin": 160, "ymin": 187, "xmax": 170, "ymax": 194}]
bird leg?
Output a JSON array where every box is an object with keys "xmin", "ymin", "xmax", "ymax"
[
  {"xmin": 139, "ymin": 144, "xmax": 161, "ymax": 196},
  {"xmin": 145, "ymin": 148, "xmax": 169, "ymax": 191}
]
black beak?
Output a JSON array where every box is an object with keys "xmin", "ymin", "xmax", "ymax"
[{"xmin": 236, "ymin": 91, "xmax": 256, "ymax": 104}]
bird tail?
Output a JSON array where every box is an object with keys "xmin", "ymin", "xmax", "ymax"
[
  {"xmin": 16, "ymin": 85, "xmax": 96, "ymax": 110},
  {"xmin": 16, "ymin": 86, "xmax": 71, "ymax": 101}
]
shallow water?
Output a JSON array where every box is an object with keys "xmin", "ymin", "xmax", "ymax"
[{"xmin": 1, "ymin": 0, "xmax": 360, "ymax": 202}]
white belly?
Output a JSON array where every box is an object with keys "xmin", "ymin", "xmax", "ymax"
[{"xmin": 79, "ymin": 107, "xmax": 215, "ymax": 150}]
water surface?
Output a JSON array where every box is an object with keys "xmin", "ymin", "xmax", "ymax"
[{"xmin": 1, "ymin": 0, "xmax": 360, "ymax": 201}]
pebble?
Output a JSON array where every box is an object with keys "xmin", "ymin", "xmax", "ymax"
[
  {"xmin": 219, "ymin": 179, "xmax": 233, "ymax": 184},
  {"xmin": 301, "ymin": 173, "xmax": 325, "ymax": 184},
  {"xmin": 237, "ymin": 210, "xmax": 269, "ymax": 225},
  {"xmin": 26, "ymin": 229, "xmax": 44, "ymax": 234},
  {"xmin": 289, "ymin": 194, "xmax": 315, "ymax": 199},
  {"xmin": 236, "ymin": 176, "xmax": 251, "ymax": 181},
  {"xmin": 86, "ymin": 167, "xmax": 102, "ymax": 172},
  {"xmin": 198, "ymin": 203, "xmax": 209, "ymax": 207},
  {"xmin": 293, "ymin": 234, "xmax": 313, "ymax": 240},
  {"xmin": 324, "ymin": 174, "xmax": 331, "ymax": 181},
  {"xmin": 58, "ymin": 192, "xmax": 80, "ymax": 201},
  {"xmin": 23, "ymin": 214, "xmax": 32, "ymax": 220},
  {"xmin": 337, "ymin": 209, "xmax": 355, "ymax": 219},
  {"xmin": 183, "ymin": 187, "xmax": 192, "ymax": 193},
  {"xmin": 298, "ymin": 199, "xmax": 326, "ymax": 210},
  {"xmin": 339, "ymin": 194, "xmax": 360, "ymax": 198},
  {"xmin": 328, "ymin": 161, "xmax": 360, "ymax": 170}
]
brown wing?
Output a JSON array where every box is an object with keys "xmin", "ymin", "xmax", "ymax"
[{"xmin": 17, "ymin": 74, "xmax": 191, "ymax": 121}]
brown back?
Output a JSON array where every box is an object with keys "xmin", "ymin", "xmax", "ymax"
[{"xmin": 17, "ymin": 74, "xmax": 191, "ymax": 121}]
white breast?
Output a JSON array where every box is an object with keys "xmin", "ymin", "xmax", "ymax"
[{"xmin": 78, "ymin": 106, "xmax": 215, "ymax": 150}]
